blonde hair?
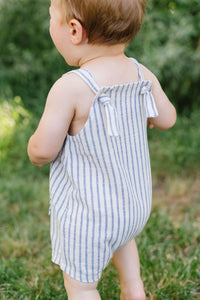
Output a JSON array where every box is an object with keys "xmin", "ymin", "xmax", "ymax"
[{"xmin": 54, "ymin": 0, "xmax": 146, "ymax": 45}]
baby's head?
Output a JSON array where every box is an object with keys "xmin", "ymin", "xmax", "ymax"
[{"xmin": 52, "ymin": 0, "xmax": 146, "ymax": 45}]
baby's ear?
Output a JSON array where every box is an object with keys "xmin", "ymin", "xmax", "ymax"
[{"xmin": 69, "ymin": 19, "xmax": 87, "ymax": 44}]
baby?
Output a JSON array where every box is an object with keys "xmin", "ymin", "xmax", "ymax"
[{"xmin": 28, "ymin": 0, "xmax": 176, "ymax": 299}]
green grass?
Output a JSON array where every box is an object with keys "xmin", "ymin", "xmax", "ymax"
[
  {"xmin": 0, "ymin": 98, "xmax": 200, "ymax": 299},
  {"xmin": 148, "ymin": 110, "xmax": 200, "ymax": 178}
]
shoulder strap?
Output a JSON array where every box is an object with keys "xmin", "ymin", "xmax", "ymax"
[
  {"xmin": 129, "ymin": 58, "xmax": 144, "ymax": 81},
  {"xmin": 68, "ymin": 68, "xmax": 99, "ymax": 94},
  {"xmin": 67, "ymin": 68, "xmax": 120, "ymax": 137}
]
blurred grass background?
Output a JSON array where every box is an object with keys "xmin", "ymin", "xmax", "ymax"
[{"xmin": 0, "ymin": 0, "xmax": 200, "ymax": 299}]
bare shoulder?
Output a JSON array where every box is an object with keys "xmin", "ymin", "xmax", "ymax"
[
  {"xmin": 48, "ymin": 71, "xmax": 94, "ymax": 111},
  {"xmin": 140, "ymin": 64, "xmax": 160, "ymax": 85},
  {"xmin": 49, "ymin": 71, "xmax": 87, "ymax": 101},
  {"xmin": 140, "ymin": 64, "xmax": 168, "ymax": 98},
  {"xmin": 140, "ymin": 64, "xmax": 176, "ymax": 130},
  {"xmin": 60, "ymin": 71, "xmax": 91, "ymax": 91}
]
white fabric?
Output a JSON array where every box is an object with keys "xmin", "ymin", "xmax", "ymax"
[{"xmin": 49, "ymin": 58, "xmax": 158, "ymax": 282}]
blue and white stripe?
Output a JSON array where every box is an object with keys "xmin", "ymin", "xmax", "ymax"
[{"xmin": 49, "ymin": 58, "xmax": 158, "ymax": 282}]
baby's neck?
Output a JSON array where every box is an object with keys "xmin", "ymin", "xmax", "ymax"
[{"xmin": 78, "ymin": 43, "xmax": 126, "ymax": 68}]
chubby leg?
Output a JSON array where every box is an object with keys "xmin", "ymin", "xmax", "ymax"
[
  {"xmin": 63, "ymin": 271, "xmax": 101, "ymax": 300},
  {"xmin": 112, "ymin": 239, "xmax": 146, "ymax": 300}
]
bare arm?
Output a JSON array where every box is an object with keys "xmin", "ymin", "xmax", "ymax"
[
  {"xmin": 27, "ymin": 74, "xmax": 76, "ymax": 166},
  {"xmin": 142, "ymin": 65, "xmax": 177, "ymax": 130}
]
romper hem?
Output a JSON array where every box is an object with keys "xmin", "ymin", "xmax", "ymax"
[{"xmin": 51, "ymin": 258, "xmax": 102, "ymax": 283}]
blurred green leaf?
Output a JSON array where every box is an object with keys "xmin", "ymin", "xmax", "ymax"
[{"xmin": 0, "ymin": 0, "xmax": 199, "ymax": 114}]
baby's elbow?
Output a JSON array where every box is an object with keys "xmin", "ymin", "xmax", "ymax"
[
  {"xmin": 36, "ymin": 149, "xmax": 56, "ymax": 163},
  {"xmin": 158, "ymin": 107, "xmax": 177, "ymax": 131},
  {"xmin": 28, "ymin": 142, "xmax": 56, "ymax": 165}
]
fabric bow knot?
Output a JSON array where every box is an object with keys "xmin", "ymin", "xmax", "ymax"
[
  {"xmin": 98, "ymin": 93, "xmax": 120, "ymax": 137},
  {"xmin": 141, "ymin": 86, "xmax": 149, "ymax": 94},
  {"xmin": 140, "ymin": 85, "xmax": 158, "ymax": 118}
]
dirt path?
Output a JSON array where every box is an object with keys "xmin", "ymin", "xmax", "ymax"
[{"xmin": 152, "ymin": 176, "xmax": 200, "ymax": 222}]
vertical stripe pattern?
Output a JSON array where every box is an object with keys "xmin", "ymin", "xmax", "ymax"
[{"xmin": 49, "ymin": 58, "xmax": 158, "ymax": 283}]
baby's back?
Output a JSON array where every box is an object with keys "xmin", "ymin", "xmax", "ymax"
[{"xmin": 49, "ymin": 58, "xmax": 158, "ymax": 282}]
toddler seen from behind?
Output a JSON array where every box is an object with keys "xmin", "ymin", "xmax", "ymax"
[{"xmin": 28, "ymin": 0, "xmax": 176, "ymax": 299}]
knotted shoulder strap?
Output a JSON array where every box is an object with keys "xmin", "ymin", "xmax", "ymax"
[
  {"xmin": 68, "ymin": 68, "xmax": 120, "ymax": 137},
  {"xmin": 130, "ymin": 58, "xmax": 159, "ymax": 118}
]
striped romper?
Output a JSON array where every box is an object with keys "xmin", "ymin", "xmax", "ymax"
[{"xmin": 49, "ymin": 58, "xmax": 158, "ymax": 283}]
